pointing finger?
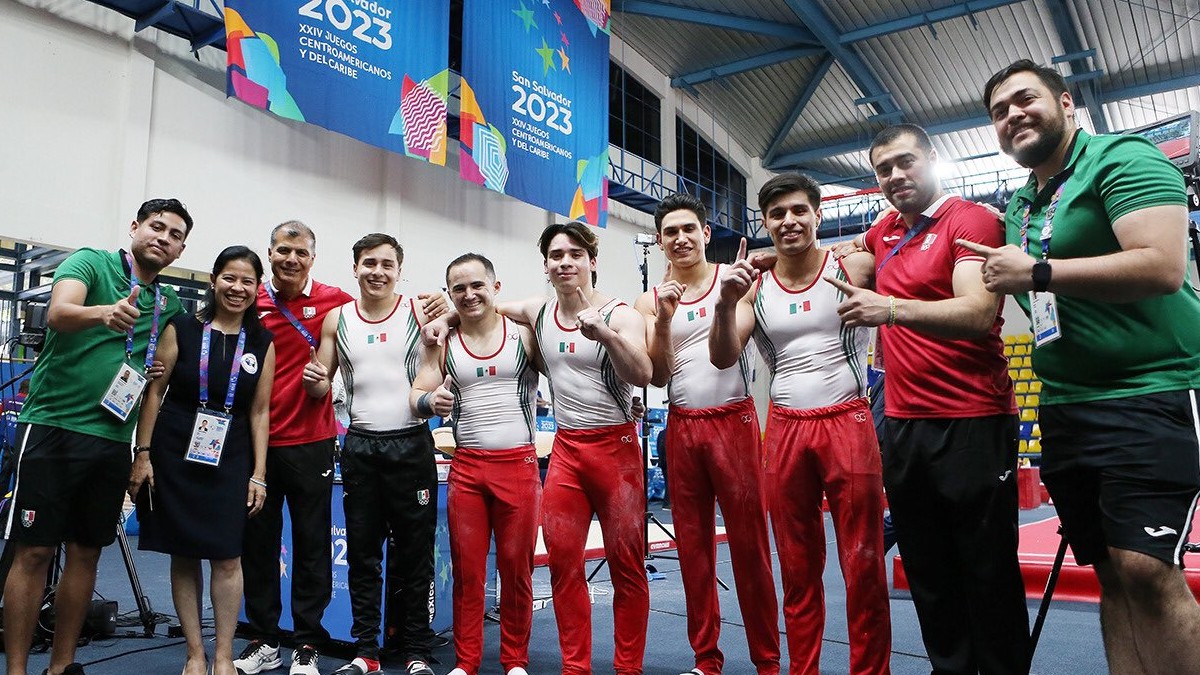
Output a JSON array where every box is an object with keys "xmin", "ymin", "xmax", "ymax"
[
  {"xmin": 823, "ymin": 276, "xmax": 858, "ymax": 294},
  {"xmin": 736, "ymin": 237, "xmax": 747, "ymax": 262},
  {"xmin": 662, "ymin": 261, "xmax": 673, "ymax": 283},
  {"xmin": 954, "ymin": 239, "xmax": 998, "ymax": 256},
  {"xmin": 576, "ymin": 286, "xmax": 592, "ymax": 307}
]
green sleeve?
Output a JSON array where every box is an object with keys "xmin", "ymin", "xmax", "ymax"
[
  {"xmin": 51, "ymin": 248, "xmax": 105, "ymax": 287},
  {"xmin": 1097, "ymin": 135, "xmax": 1187, "ymax": 222}
]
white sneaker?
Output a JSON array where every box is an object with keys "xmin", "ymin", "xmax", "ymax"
[
  {"xmin": 232, "ymin": 640, "xmax": 282, "ymax": 673},
  {"xmin": 680, "ymin": 670, "xmax": 706, "ymax": 675},
  {"xmin": 445, "ymin": 669, "xmax": 469, "ymax": 675},
  {"xmin": 406, "ymin": 660, "xmax": 435, "ymax": 675},
  {"xmin": 506, "ymin": 668, "xmax": 530, "ymax": 675},
  {"xmin": 289, "ymin": 645, "xmax": 320, "ymax": 675}
]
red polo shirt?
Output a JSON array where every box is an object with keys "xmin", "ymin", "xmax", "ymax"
[
  {"xmin": 863, "ymin": 196, "xmax": 1015, "ymax": 419},
  {"xmin": 257, "ymin": 278, "xmax": 353, "ymax": 446}
]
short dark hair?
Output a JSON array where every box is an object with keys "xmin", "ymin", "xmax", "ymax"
[
  {"xmin": 198, "ymin": 245, "xmax": 267, "ymax": 340},
  {"xmin": 757, "ymin": 173, "xmax": 822, "ymax": 213},
  {"xmin": 653, "ymin": 193, "xmax": 707, "ymax": 232},
  {"xmin": 270, "ymin": 220, "xmax": 316, "ymax": 251},
  {"xmin": 538, "ymin": 222, "xmax": 599, "ymax": 285},
  {"xmin": 868, "ymin": 124, "xmax": 934, "ymax": 164},
  {"xmin": 352, "ymin": 233, "xmax": 403, "ymax": 265},
  {"xmin": 983, "ymin": 59, "xmax": 1069, "ymax": 112},
  {"xmin": 137, "ymin": 199, "xmax": 193, "ymax": 236},
  {"xmin": 445, "ymin": 252, "xmax": 496, "ymax": 285}
]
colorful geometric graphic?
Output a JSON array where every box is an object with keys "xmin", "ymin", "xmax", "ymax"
[
  {"xmin": 570, "ymin": 150, "xmax": 608, "ymax": 225},
  {"xmin": 459, "ymin": 77, "xmax": 510, "ymax": 192},
  {"xmin": 225, "ymin": 8, "xmax": 304, "ymax": 120},
  {"xmin": 574, "ymin": 0, "xmax": 612, "ymax": 35},
  {"xmin": 390, "ymin": 70, "xmax": 450, "ymax": 164}
]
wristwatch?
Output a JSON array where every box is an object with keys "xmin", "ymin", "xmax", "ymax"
[{"xmin": 1032, "ymin": 260, "xmax": 1052, "ymax": 293}]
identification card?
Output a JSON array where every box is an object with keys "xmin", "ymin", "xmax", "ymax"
[
  {"xmin": 1030, "ymin": 291, "xmax": 1063, "ymax": 347},
  {"xmin": 100, "ymin": 363, "xmax": 147, "ymax": 421},
  {"xmin": 184, "ymin": 409, "xmax": 231, "ymax": 467}
]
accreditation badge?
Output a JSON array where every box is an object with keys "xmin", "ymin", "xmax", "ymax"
[
  {"xmin": 100, "ymin": 362, "xmax": 147, "ymax": 421},
  {"xmin": 184, "ymin": 409, "xmax": 231, "ymax": 467},
  {"xmin": 1030, "ymin": 291, "xmax": 1063, "ymax": 347}
]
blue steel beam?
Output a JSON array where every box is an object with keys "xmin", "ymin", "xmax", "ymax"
[
  {"xmin": 781, "ymin": 0, "xmax": 901, "ymax": 118},
  {"xmin": 839, "ymin": 0, "xmax": 1028, "ymax": 44},
  {"xmin": 763, "ymin": 54, "xmax": 837, "ymax": 165},
  {"xmin": 615, "ymin": 1, "xmax": 819, "ymax": 43},
  {"xmin": 135, "ymin": 1, "xmax": 176, "ymax": 32},
  {"xmin": 672, "ymin": 46, "xmax": 827, "ymax": 88},
  {"xmin": 1045, "ymin": 0, "xmax": 1110, "ymax": 133}
]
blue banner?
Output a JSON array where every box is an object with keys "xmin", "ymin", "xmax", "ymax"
[
  {"xmin": 225, "ymin": 0, "xmax": 450, "ymax": 164},
  {"xmin": 460, "ymin": 0, "xmax": 611, "ymax": 226}
]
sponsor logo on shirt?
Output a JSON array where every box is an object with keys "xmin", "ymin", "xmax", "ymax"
[
  {"xmin": 920, "ymin": 233, "xmax": 938, "ymax": 251},
  {"xmin": 303, "ymin": 307, "xmax": 316, "ymax": 319},
  {"xmin": 240, "ymin": 353, "xmax": 259, "ymax": 374}
]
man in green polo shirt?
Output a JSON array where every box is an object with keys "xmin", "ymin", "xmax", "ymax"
[
  {"xmin": 3, "ymin": 199, "xmax": 193, "ymax": 675},
  {"xmin": 966, "ymin": 59, "xmax": 1200, "ymax": 673}
]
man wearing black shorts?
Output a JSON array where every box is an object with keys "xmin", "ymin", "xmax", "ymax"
[
  {"xmin": 972, "ymin": 59, "xmax": 1200, "ymax": 672},
  {"xmin": 4, "ymin": 199, "xmax": 193, "ymax": 675}
]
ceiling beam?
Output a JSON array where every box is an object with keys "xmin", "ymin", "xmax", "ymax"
[
  {"xmin": 1045, "ymin": 1, "xmax": 1110, "ymax": 133},
  {"xmin": 781, "ymin": 0, "xmax": 901, "ymax": 118},
  {"xmin": 767, "ymin": 112, "xmax": 990, "ymax": 168},
  {"xmin": 764, "ymin": 54, "xmax": 837, "ymax": 165},
  {"xmin": 839, "ymin": 0, "xmax": 1027, "ymax": 44},
  {"xmin": 672, "ymin": 46, "xmax": 826, "ymax": 88},
  {"xmin": 615, "ymin": 1, "xmax": 819, "ymax": 43}
]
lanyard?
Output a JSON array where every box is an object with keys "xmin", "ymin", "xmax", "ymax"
[
  {"xmin": 876, "ymin": 215, "xmax": 933, "ymax": 272},
  {"xmin": 1020, "ymin": 180, "xmax": 1069, "ymax": 260},
  {"xmin": 264, "ymin": 283, "xmax": 317, "ymax": 347},
  {"xmin": 123, "ymin": 252, "xmax": 163, "ymax": 370},
  {"xmin": 200, "ymin": 323, "xmax": 247, "ymax": 413}
]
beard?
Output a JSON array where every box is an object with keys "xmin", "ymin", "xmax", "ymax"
[{"xmin": 1004, "ymin": 113, "xmax": 1067, "ymax": 168}]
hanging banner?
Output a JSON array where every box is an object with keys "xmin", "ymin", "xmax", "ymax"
[
  {"xmin": 224, "ymin": 1, "xmax": 451, "ymax": 165},
  {"xmin": 460, "ymin": 0, "xmax": 611, "ymax": 226}
]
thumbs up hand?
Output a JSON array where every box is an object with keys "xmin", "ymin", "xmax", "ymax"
[
  {"xmin": 431, "ymin": 373, "xmax": 455, "ymax": 417},
  {"xmin": 824, "ymin": 275, "xmax": 892, "ymax": 328},
  {"xmin": 302, "ymin": 346, "xmax": 328, "ymax": 385},
  {"xmin": 104, "ymin": 285, "xmax": 143, "ymax": 332}
]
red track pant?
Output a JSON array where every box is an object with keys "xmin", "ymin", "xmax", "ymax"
[
  {"xmin": 447, "ymin": 446, "xmax": 541, "ymax": 674},
  {"xmin": 666, "ymin": 398, "xmax": 781, "ymax": 675},
  {"xmin": 764, "ymin": 399, "xmax": 891, "ymax": 675},
  {"xmin": 543, "ymin": 423, "xmax": 649, "ymax": 675}
]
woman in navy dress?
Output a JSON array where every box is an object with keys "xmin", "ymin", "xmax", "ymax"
[{"xmin": 129, "ymin": 246, "xmax": 275, "ymax": 675}]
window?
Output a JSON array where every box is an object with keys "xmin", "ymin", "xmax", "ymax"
[
  {"xmin": 609, "ymin": 62, "xmax": 662, "ymax": 164},
  {"xmin": 676, "ymin": 118, "xmax": 748, "ymax": 232}
]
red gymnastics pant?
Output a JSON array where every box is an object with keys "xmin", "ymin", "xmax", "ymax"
[
  {"xmin": 447, "ymin": 445, "xmax": 541, "ymax": 674},
  {"xmin": 666, "ymin": 397, "xmax": 781, "ymax": 675},
  {"xmin": 542, "ymin": 423, "xmax": 649, "ymax": 675},
  {"xmin": 764, "ymin": 399, "xmax": 891, "ymax": 675}
]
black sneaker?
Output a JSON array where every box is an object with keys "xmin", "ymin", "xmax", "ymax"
[
  {"xmin": 41, "ymin": 665, "xmax": 86, "ymax": 675},
  {"xmin": 405, "ymin": 659, "xmax": 435, "ymax": 675}
]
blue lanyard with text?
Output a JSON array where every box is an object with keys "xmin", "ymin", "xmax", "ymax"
[
  {"xmin": 264, "ymin": 283, "xmax": 317, "ymax": 347},
  {"xmin": 199, "ymin": 323, "xmax": 247, "ymax": 413},
  {"xmin": 123, "ymin": 252, "xmax": 163, "ymax": 370},
  {"xmin": 1020, "ymin": 180, "xmax": 1068, "ymax": 260},
  {"xmin": 876, "ymin": 215, "xmax": 933, "ymax": 272}
]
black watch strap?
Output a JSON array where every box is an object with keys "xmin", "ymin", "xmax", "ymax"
[{"xmin": 1032, "ymin": 260, "xmax": 1052, "ymax": 293}]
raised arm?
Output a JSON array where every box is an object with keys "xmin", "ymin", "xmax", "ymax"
[
  {"xmin": 49, "ymin": 279, "xmax": 143, "ymax": 334},
  {"xmin": 709, "ymin": 238, "xmax": 758, "ymax": 369},
  {"xmin": 301, "ymin": 309, "xmax": 340, "ymax": 399},
  {"xmin": 634, "ymin": 266, "xmax": 683, "ymax": 388}
]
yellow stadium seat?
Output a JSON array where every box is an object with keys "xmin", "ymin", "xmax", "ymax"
[
  {"xmin": 1019, "ymin": 439, "xmax": 1028, "ymax": 453},
  {"xmin": 1015, "ymin": 381, "xmax": 1029, "ymax": 394},
  {"xmin": 1020, "ymin": 408, "xmax": 1036, "ymax": 422},
  {"xmin": 1030, "ymin": 381, "xmax": 1043, "ymax": 393},
  {"xmin": 1031, "ymin": 423, "xmax": 1041, "ymax": 438},
  {"xmin": 1017, "ymin": 345, "xmax": 1031, "ymax": 355},
  {"xmin": 1015, "ymin": 395, "xmax": 1025, "ymax": 407},
  {"xmin": 1009, "ymin": 368, "xmax": 1021, "ymax": 380},
  {"xmin": 1028, "ymin": 439, "xmax": 1042, "ymax": 453},
  {"xmin": 1004, "ymin": 345, "xmax": 1014, "ymax": 357},
  {"xmin": 1019, "ymin": 368, "xmax": 1034, "ymax": 381},
  {"xmin": 1016, "ymin": 334, "xmax": 1034, "ymax": 344},
  {"xmin": 1004, "ymin": 334, "xmax": 1017, "ymax": 344},
  {"xmin": 1026, "ymin": 394, "xmax": 1040, "ymax": 408}
]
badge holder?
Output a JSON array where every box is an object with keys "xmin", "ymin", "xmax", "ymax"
[
  {"xmin": 1030, "ymin": 291, "xmax": 1062, "ymax": 347},
  {"xmin": 100, "ymin": 362, "xmax": 148, "ymax": 421},
  {"xmin": 184, "ymin": 409, "xmax": 231, "ymax": 466}
]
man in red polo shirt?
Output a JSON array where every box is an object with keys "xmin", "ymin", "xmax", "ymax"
[{"xmin": 833, "ymin": 124, "xmax": 1030, "ymax": 674}]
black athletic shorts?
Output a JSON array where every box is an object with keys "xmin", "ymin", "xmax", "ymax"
[
  {"xmin": 5, "ymin": 423, "xmax": 132, "ymax": 548},
  {"xmin": 1040, "ymin": 389, "xmax": 1200, "ymax": 566}
]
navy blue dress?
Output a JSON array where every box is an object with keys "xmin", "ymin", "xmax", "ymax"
[{"xmin": 138, "ymin": 314, "xmax": 272, "ymax": 559}]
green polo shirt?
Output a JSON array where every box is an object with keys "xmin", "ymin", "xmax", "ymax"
[
  {"xmin": 1006, "ymin": 129, "xmax": 1200, "ymax": 405},
  {"xmin": 19, "ymin": 249, "xmax": 183, "ymax": 442}
]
